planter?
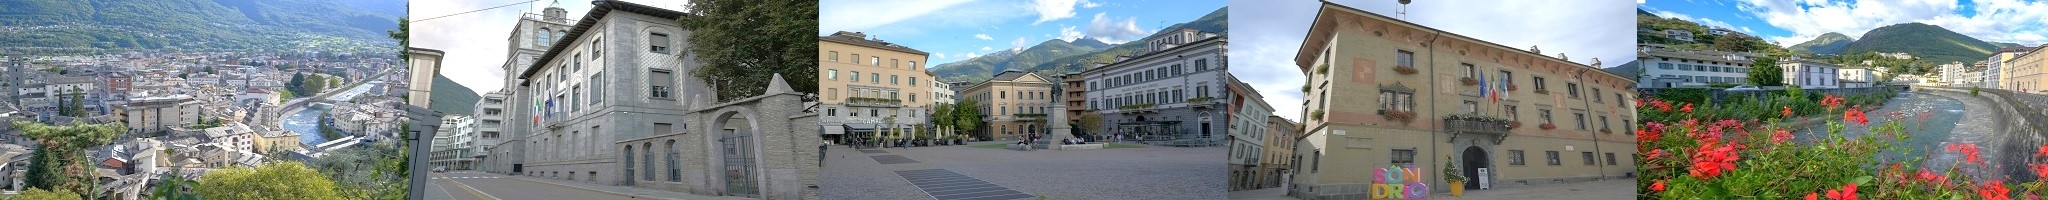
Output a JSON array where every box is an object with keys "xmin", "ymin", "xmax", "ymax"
[
  {"xmin": 1450, "ymin": 180, "xmax": 1466, "ymax": 196},
  {"xmin": 1394, "ymin": 66, "xmax": 1419, "ymax": 75},
  {"xmin": 1460, "ymin": 77, "xmax": 1478, "ymax": 86},
  {"xmin": 1539, "ymin": 123, "xmax": 1557, "ymax": 130},
  {"xmin": 1507, "ymin": 84, "xmax": 1518, "ymax": 91},
  {"xmin": 1509, "ymin": 121, "xmax": 1523, "ymax": 129}
]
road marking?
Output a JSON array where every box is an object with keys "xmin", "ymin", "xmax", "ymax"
[{"xmin": 444, "ymin": 175, "xmax": 504, "ymax": 200}]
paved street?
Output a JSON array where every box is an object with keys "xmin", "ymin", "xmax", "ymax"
[
  {"xmin": 1226, "ymin": 178, "xmax": 1636, "ymax": 200},
  {"xmin": 822, "ymin": 141, "xmax": 1227, "ymax": 200},
  {"xmin": 424, "ymin": 171, "xmax": 742, "ymax": 200}
]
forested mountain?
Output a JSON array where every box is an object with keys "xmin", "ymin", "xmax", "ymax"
[
  {"xmin": 1837, "ymin": 22, "xmax": 1999, "ymax": 65},
  {"xmin": 930, "ymin": 7, "xmax": 1227, "ymax": 83},
  {"xmin": 0, "ymin": 0, "xmax": 400, "ymax": 54},
  {"xmin": 1787, "ymin": 32, "xmax": 1853, "ymax": 55}
]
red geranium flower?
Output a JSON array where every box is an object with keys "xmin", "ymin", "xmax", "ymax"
[
  {"xmin": 1689, "ymin": 141, "xmax": 1740, "ymax": 179},
  {"xmin": 1844, "ymin": 105, "xmax": 1869, "ymax": 125},
  {"xmin": 1948, "ymin": 143, "xmax": 1984, "ymax": 165},
  {"xmin": 1680, "ymin": 103, "xmax": 1695, "ymax": 113},
  {"xmin": 1651, "ymin": 179, "xmax": 1667, "ymax": 192},
  {"xmin": 1772, "ymin": 130, "xmax": 1794, "ymax": 144},
  {"xmin": 1806, "ymin": 193, "xmax": 1819, "ymax": 200},
  {"xmin": 2036, "ymin": 145, "xmax": 2048, "ymax": 157},
  {"xmin": 1826, "ymin": 183, "xmax": 1858, "ymax": 200},
  {"xmin": 1645, "ymin": 149, "xmax": 1667, "ymax": 161},
  {"xmin": 1981, "ymin": 181, "xmax": 2011, "ymax": 200},
  {"xmin": 1821, "ymin": 94, "xmax": 1845, "ymax": 110},
  {"xmin": 1782, "ymin": 106, "xmax": 1794, "ymax": 117},
  {"xmin": 2032, "ymin": 164, "xmax": 2048, "ymax": 179}
]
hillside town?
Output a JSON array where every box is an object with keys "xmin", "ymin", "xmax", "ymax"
[{"xmin": 0, "ymin": 51, "xmax": 408, "ymax": 198}]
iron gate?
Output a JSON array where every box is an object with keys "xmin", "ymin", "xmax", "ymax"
[{"xmin": 721, "ymin": 129, "xmax": 759, "ymax": 197}]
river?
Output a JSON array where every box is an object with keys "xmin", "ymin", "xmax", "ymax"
[{"xmin": 282, "ymin": 81, "xmax": 379, "ymax": 146}]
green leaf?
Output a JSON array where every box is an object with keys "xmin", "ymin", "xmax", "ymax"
[{"xmin": 1849, "ymin": 175, "xmax": 1872, "ymax": 186}]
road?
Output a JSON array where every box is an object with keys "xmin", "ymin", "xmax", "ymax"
[{"xmin": 427, "ymin": 171, "xmax": 641, "ymax": 200}]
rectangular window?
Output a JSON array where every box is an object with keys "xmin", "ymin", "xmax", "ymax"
[
  {"xmin": 1592, "ymin": 88, "xmax": 1603, "ymax": 103},
  {"xmin": 591, "ymin": 37, "xmax": 602, "ymax": 58},
  {"xmin": 650, "ymin": 33, "xmax": 670, "ymax": 54},
  {"xmin": 827, "ymin": 69, "xmax": 837, "ymax": 80},
  {"xmin": 1391, "ymin": 149, "xmax": 1415, "ymax": 164},
  {"xmin": 871, "ymin": 56, "xmax": 880, "ymax": 66},
  {"xmin": 1540, "ymin": 151, "xmax": 1556, "ymax": 165},
  {"xmin": 827, "ymin": 88, "xmax": 836, "ymax": 100},
  {"xmin": 1575, "ymin": 113, "xmax": 1588, "ymax": 130},
  {"xmin": 891, "ymin": 75, "xmax": 899, "ymax": 85},
  {"xmin": 851, "ymin": 54, "xmax": 859, "ymax": 63},
  {"xmin": 1378, "ymin": 90, "xmax": 1415, "ymax": 112},
  {"xmin": 1195, "ymin": 59, "xmax": 1210, "ymax": 71},
  {"xmin": 1540, "ymin": 109, "xmax": 1553, "ymax": 124},
  {"xmin": 871, "ymin": 73, "xmax": 879, "ymax": 83},
  {"xmin": 1508, "ymin": 150, "xmax": 1526, "ymax": 165},
  {"xmin": 590, "ymin": 73, "xmax": 602, "ymax": 104},
  {"xmin": 1606, "ymin": 153, "xmax": 1618, "ymax": 165},
  {"xmin": 909, "ymin": 77, "xmax": 917, "ymax": 86},
  {"xmin": 1461, "ymin": 101, "xmax": 1478, "ymax": 114},
  {"xmin": 910, "ymin": 61, "xmax": 918, "ymax": 69},
  {"xmin": 1601, "ymin": 116, "xmax": 1611, "ymax": 131},
  {"xmin": 1503, "ymin": 105, "xmax": 1518, "ymax": 120},
  {"xmin": 828, "ymin": 51, "xmax": 837, "ymax": 61},
  {"xmin": 1397, "ymin": 50, "xmax": 1414, "ymax": 68},
  {"xmin": 1583, "ymin": 152, "xmax": 1597, "ymax": 165},
  {"xmin": 650, "ymin": 70, "xmax": 673, "ymax": 99},
  {"xmin": 1462, "ymin": 63, "xmax": 1477, "ymax": 78},
  {"xmin": 891, "ymin": 59, "xmax": 899, "ymax": 68},
  {"xmin": 1567, "ymin": 83, "xmax": 1580, "ymax": 98},
  {"xmin": 1533, "ymin": 76, "xmax": 1547, "ymax": 92}
]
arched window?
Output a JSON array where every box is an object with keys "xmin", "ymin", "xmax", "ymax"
[
  {"xmin": 538, "ymin": 28, "xmax": 553, "ymax": 47},
  {"xmin": 667, "ymin": 139, "xmax": 679, "ymax": 182}
]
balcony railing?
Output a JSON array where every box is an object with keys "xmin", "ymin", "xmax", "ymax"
[
  {"xmin": 1444, "ymin": 114, "xmax": 1512, "ymax": 144},
  {"xmin": 845, "ymin": 97, "xmax": 902, "ymax": 107}
]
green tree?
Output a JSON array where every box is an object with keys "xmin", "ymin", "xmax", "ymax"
[
  {"xmin": 930, "ymin": 103, "xmax": 952, "ymax": 137},
  {"xmin": 1748, "ymin": 57, "xmax": 1784, "ymax": 86},
  {"xmin": 17, "ymin": 188, "xmax": 81, "ymax": 200},
  {"xmin": 195, "ymin": 162, "xmax": 344, "ymax": 200},
  {"xmin": 291, "ymin": 73, "xmax": 307, "ymax": 93},
  {"xmin": 16, "ymin": 121, "xmax": 125, "ymax": 197},
  {"xmin": 1076, "ymin": 112, "xmax": 1103, "ymax": 137},
  {"xmin": 678, "ymin": 0, "xmax": 819, "ymax": 101},
  {"xmin": 305, "ymin": 75, "xmax": 329, "ymax": 95},
  {"xmin": 952, "ymin": 98, "xmax": 982, "ymax": 139},
  {"xmin": 1710, "ymin": 34, "xmax": 1752, "ymax": 52}
]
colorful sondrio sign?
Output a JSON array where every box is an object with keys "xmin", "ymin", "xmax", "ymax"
[{"xmin": 1371, "ymin": 164, "xmax": 1429, "ymax": 199}]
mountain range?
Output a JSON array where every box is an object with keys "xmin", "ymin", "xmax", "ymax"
[
  {"xmin": 1785, "ymin": 23, "xmax": 2002, "ymax": 65},
  {"xmin": 929, "ymin": 7, "xmax": 1228, "ymax": 83},
  {"xmin": 0, "ymin": 0, "xmax": 402, "ymax": 54},
  {"xmin": 429, "ymin": 74, "xmax": 479, "ymax": 115}
]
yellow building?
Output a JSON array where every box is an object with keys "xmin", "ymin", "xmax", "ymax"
[
  {"xmin": 961, "ymin": 70, "xmax": 1057, "ymax": 140},
  {"xmin": 2011, "ymin": 47, "xmax": 2048, "ymax": 93},
  {"xmin": 1287, "ymin": 2, "xmax": 1637, "ymax": 198},
  {"xmin": 818, "ymin": 31, "xmax": 936, "ymax": 145}
]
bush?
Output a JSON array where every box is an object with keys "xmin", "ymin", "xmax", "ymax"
[{"xmin": 17, "ymin": 188, "xmax": 81, "ymax": 200}]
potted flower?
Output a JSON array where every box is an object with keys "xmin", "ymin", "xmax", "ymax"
[
  {"xmin": 1539, "ymin": 123, "xmax": 1557, "ymax": 130},
  {"xmin": 1507, "ymin": 84, "xmax": 1518, "ymax": 91},
  {"xmin": 1444, "ymin": 156, "xmax": 1467, "ymax": 197},
  {"xmin": 1508, "ymin": 121, "xmax": 1523, "ymax": 129},
  {"xmin": 1394, "ymin": 66, "xmax": 1419, "ymax": 75},
  {"xmin": 1460, "ymin": 77, "xmax": 1478, "ymax": 85}
]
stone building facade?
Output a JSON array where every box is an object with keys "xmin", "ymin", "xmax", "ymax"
[
  {"xmin": 499, "ymin": 1, "xmax": 819, "ymax": 198},
  {"xmin": 485, "ymin": 3, "xmax": 574, "ymax": 176},
  {"xmin": 1289, "ymin": 2, "xmax": 1638, "ymax": 199},
  {"xmin": 1079, "ymin": 29, "xmax": 1230, "ymax": 146}
]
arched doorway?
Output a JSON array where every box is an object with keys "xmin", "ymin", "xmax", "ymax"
[
  {"xmin": 1462, "ymin": 146, "xmax": 1487, "ymax": 189},
  {"xmin": 715, "ymin": 111, "xmax": 760, "ymax": 197},
  {"xmin": 623, "ymin": 146, "xmax": 635, "ymax": 186}
]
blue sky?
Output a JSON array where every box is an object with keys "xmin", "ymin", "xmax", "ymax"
[
  {"xmin": 820, "ymin": 0, "xmax": 1226, "ymax": 65},
  {"xmin": 1234, "ymin": 0, "xmax": 1637, "ymax": 121},
  {"xmin": 1639, "ymin": 0, "xmax": 2048, "ymax": 47}
]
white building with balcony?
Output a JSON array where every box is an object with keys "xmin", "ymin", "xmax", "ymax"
[
  {"xmin": 1781, "ymin": 59, "xmax": 1841, "ymax": 89},
  {"xmin": 1634, "ymin": 49, "xmax": 1758, "ymax": 88}
]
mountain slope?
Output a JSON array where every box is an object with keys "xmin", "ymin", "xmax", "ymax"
[
  {"xmin": 1839, "ymin": 23, "xmax": 1998, "ymax": 65},
  {"xmin": 929, "ymin": 7, "xmax": 1228, "ymax": 83},
  {"xmin": 1788, "ymin": 32, "xmax": 1854, "ymax": 55},
  {"xmin": 428, "ymin": 74, "xmax": 479, "ymax": 115},
  {"xmin": 0, "ymin": 0, "xmax": 399, "ymax": 54}
]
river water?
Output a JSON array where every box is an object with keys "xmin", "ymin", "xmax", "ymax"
[{"xmin": 282, "ymin": 81, "xmax": 379, "ymax": 146}]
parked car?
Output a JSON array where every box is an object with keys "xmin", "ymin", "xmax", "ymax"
[{"xmin": 1725, "ymin": 85, "xmax": 1761, "ymax": 91}]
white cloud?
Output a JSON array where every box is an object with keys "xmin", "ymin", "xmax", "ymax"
[
  {"xmin": 974, "ymin": 33, "xmax": 994, "ymax": 40},
  {"xmin": 1031, "ymin": 0, "xmax": 1083, "ymax": 25},
  {"xmin": 1058, "ymin": 25, "xmax": 1086, "ymax": 42},
  {"xmin": 981, "ymin": 46, "xmax": 994, "ymax": 52},
  {"xmin": 1729, "ymin": 0, "xmax": 2048, "ymax": 47},
  {"xmin": 934, "ymin": 53, "xmax": 948, "ymax": 61},
  {"xmin": 1012, "ymin": 36, "xmax": 1030, "ymax": 50},
  {"xmin": 965, "ymin": 52, "xmax": 982, "ymax": 58},
  {"xmin": 1086, "ymin": 12, "xmax": 1152, "ymax": 43},
  {"xmin": 1081, "ymin": 0, "xmax": 1101, "ymax": 8}
]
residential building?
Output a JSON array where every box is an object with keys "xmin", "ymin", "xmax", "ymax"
[
  {"xmin": 124, "ymin": 95, "xmax": 200, "ymax": 135},
  {"xmin": 405, "ymin": 47, "xmax": 443, "ymax": 106},
  {"xmin": 1664, "ymin": 29, "xmax": 1694, "ymax": 43},
  {"xmin": 962, "ymin": 70, "xmax": 1057, "ymax": 140},
  {"xmin": 1992, "ymin": 46, "xmax": 2035, "ymax": 90},
  {"xmin": 1781, "ymin": 58, "xmax": 1841, "ymax": 88},
  {"xmin": 1941, "ymin": 61, "xmax": 1969, "ymax": 86},
  {"xmin": 1059, "ymin": 73, "xmax": 1087, "ymax": 127},
  {"xmin": 433, "ymin": 115, "xmax": 477, "ymax": 170},
  {"xmin": 1838, "ymin": 66, "xmax": 1878, "ymax": 88},
  {"xmin": 1258, "ymin": 116, "xmax": 1299, "ymax": 190},
  {"xmin": 931, "ymin": 72, "xmax": 955, "ymax": 106},
  {"xmin": 818, "ymin": 31, "xmax": 934, "ymax": 145},
  {"xmin": 1079, "ymin": 28, "xmax": 1231, "ymax": 146},
  {"xmin": 2013, "ymin": 47, "xmax": 2048, "ymax": 93},
  {"xmin": 1633, "ymin": 48, "xmax": 1758, "ymax": 88},
  {"xmin": 1288, "ymin": 2, "xmax": 1638, "ymax": 198},
  {"xmin": 473, "ymin": 90, "xmax": 506, "ymax": 172},
  {"xmin": 1226, "ymin": 76, "xmax": 1270, "ymax": 191}
]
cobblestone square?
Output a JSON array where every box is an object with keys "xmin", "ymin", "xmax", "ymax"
[{"xmin": 822, "ymin": 142, "xmax": 1227, "ymax": 200}]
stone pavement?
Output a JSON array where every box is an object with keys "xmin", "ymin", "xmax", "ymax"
[
  {"xmin": 1226, "ymin": 178, "xmax": 1636, "ymax": 200},
  {"xmin": 424, "ymin": 171, "xmax": 752, "ymax": 200},
  {"xmin": 823, "ymin": 141, "xmax": 1226, "ymax": 200}
]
